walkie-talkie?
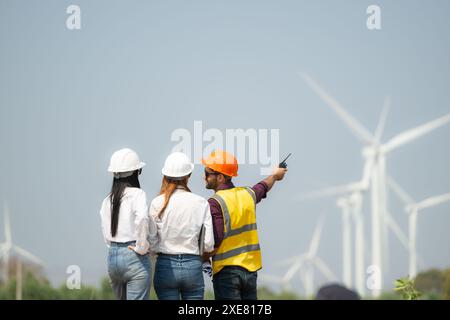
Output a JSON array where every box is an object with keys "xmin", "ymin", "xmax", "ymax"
[{"xmin": 279, "ymin": 153, "xmax": 292, "ymax": 168}]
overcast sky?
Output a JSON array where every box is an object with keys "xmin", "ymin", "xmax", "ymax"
[{"xmin": 1, "ymin": 0, "xmax": 449, "ymax": 295}]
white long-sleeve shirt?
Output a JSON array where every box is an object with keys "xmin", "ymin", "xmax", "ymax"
[
  {"xmin": 149, "ymin": 188, "xmax": 214, "ymax": 255},
  {"xmin": 99, "ymin": 187, "xmax": 157, "ymax": 255}
]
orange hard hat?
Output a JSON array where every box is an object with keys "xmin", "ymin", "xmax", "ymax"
[{"xmin": 201, "ymin": 150, "xmax": 238, "ymax": 177}]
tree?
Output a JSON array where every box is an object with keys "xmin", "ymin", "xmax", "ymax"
[
  {"xmin": 443, "ymin": 268, "xmax": 450, "ymax": 300},
  {"xmin": 415, "ymin": 269, "xmax": 445, "ymax": 299}
]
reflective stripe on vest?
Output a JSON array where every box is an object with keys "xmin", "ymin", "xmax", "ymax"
[
  {"xmin": 211, "ymin": 187, "xmax": 257, "ymax": 239},
  {"xmin": 210, "ymin": 187, "xmax": 262, "ymax": 275},
  {"xmin": 212, "ymin": 244, "xmax": 261, "ymax": 261}
]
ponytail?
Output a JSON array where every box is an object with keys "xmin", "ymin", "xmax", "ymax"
[
  {"xmin": 110, "ymin": 170, "xmax": 140, "ymax": 237},
  {"xmin": 158, "ymin": 175, "xmax": 190, "ymax": 219}
]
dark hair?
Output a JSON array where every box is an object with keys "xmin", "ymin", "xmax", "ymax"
[{"xmin": 110, "ymin": 170, "xmax": 141, "ymax": 237}]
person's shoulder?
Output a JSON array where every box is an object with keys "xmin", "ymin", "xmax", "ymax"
[
  {"xmin": 101, "ymin": 194, "xmax": 111, "ymax": 206},
  {"xmin": 150, "ymin": 194, "xmax": 164, "ymax": 207},
  {"xmin": 125, "ymin": 187, "xmax": 147, "ymax": 198},
  {"xmin": 236, "ymin": 185, "xmax": 252, "ymax": 190},
  {"xmin": 100, "ymin": 195, "xmax": 111, "ymax": 214},
  {"xmin": 187, "ymin": 192, "xmax": 209, "ymax": 205},
  {"xmin": 235, "ymin": 186, "xmax": 255, "ymax": 194}
]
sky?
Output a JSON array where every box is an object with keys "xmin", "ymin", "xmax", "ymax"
[{"xmin": 1, "ymin": 0, "xmax": 449, "ymax": 296}]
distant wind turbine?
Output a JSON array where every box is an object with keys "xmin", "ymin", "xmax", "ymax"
[
  {"xmin": 387, "ymin": 178, "xmax": 450, "ymax": 278},
  {"xmin": 300, "ymin": 72, "xmax": 450, "ymax": 296},
  {"xmin": 0, "ymin": 202, "xmax": 44, "ymax": 288},
  {"xmin": 258, "ymin": 273, "xmax": 292, "ymax": 292},
  {"xmin": 278, "ymin": 217, "xmax": 337, "ymax": 297}
]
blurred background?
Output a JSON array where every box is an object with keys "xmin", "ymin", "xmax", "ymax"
[{"xmin": 0, "ymin": 0, "xmax": 449, "ymax": 299}]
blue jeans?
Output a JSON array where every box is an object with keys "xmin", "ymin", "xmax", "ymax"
[
  {"xmin": 107, "ymin": 241, "xmax": 151, "ymax": 300},
  {"xmin": 154, "ymin": 254, "xmax": 204, "ymax": 300},
  {"xmin": 213, "ymin": 266, "xmax": 258, "ymax": 300}
]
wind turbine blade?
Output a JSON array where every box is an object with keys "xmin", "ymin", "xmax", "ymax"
[
  {"xmin": 297, "ymin": 182, "xmax": 362, "ymax": 201},
  {"xmin": 13, "ymin": 245, "xmax": 44, "ymax": 266},
  {"xmin": 385, "ymin": 211, "xmax": 409, "ymax": 249},
  {"xmin": 387, "ymin": 175, "xmax": 414, "ymax": 205},
  {"xmin": 282, "ymin": 259, "xmax": 303, "ymax": 283},
  {"xmin": 300, "ymin": 72, "xmax": 374, "ymax": 144},
  {"xmin": 308, "ymin": 217, "xmax": 325, "ymax": 256},
  {"xmin": 313, "ymin": 257, "xmax": 337, "ymax": 281},
  {"xmin": 416, "ymin": 192, "xmax": 450, "ymax": 211},
  {"xmin": 374, "ymin": 96, "xmax": 391, "ymax": 143},
  {"xmin": 382, "ymin": 113, "xmax": 450, "ymax": 154},
  {"xmin": 385, "ymin": 211, "xmax": 425, "ymax": 267},
  {"xmin": 283, "ymin": 255, "xmax": 307, "ymax": 283},
  {"xmin": 276, "ymin": 255, "xmax": 300, "ymax": 267},
  {"xmin": 4, "ymin": 202, "xmax": 12, "ymax": 245}
]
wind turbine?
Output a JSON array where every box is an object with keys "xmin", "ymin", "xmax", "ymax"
[
  {"xmin": 300, "ymin": 175, "xmax": 425, "ymax": 298},
  {"xmin": 338, "ymin": 192, "xmax": 367, "ymax": 295},
  {"xmin": 278, "ymin": 218, "xmax": 337, "ymax": 297},
  {"xmin": 0, "ymin": 202, "xmax": 44, "ymax": 293},
  {"xmin": 258, "ymin": 273, "xmax": 292, "ymax": 292},
  {"xmin": 297, "ymin": 153, "xmax": 373, "ymax": 296},
  {"xmin": 297, "ymin": 171, "xmax": 419, "ymax": 297},
  {"xmin": 387, "ymin": 178, "xmax": 450, "ymax": 279},
  {"xmin": 300, "ymin": 72, "xmax": 450, "ymax": 296}
]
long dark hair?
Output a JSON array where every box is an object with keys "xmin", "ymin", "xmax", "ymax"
[
  {"xmin": 110, "ymin": 170, "xmax": 141, "ymax": 237},
  {"xmin": 158, "ymin": 175, "xmax": 191, "ymax": 219}
]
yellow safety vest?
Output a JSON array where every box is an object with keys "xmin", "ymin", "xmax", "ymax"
[{"xmin": 210, "ymin": 186, "xmax": 262, "ymax": 275}]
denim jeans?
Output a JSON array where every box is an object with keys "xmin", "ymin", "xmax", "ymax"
[
  {"xmin": 213, "ymin": 266, "xmax": 258, "ymax": 300},
  {"xmin": 107, "ymin": 241, "xmax": 151, "ymax": 300},
  {"xmin": 153, "ymin": 254, "xmax": 204, "ymax": 300}
]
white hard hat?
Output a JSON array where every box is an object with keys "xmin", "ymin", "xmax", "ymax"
[
  {"xmin": 108, "ymin": 148, "xmax": 146, "ymax": 174},
  {"xmin": 161, "ymin": 152, "xmax": 194, "ymax": 179}
]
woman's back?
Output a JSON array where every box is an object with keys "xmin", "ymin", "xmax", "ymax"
[
  {"xmin": 100, "ymin": 187, "xmax": 148, "ymax": 244},
  {"xmin": 101, "ymin": 148, "xmax": 151, "ymax": 300},
  {"xmin": 150, "ymin": 188, "xmax": 214, "ymax": 255}
]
